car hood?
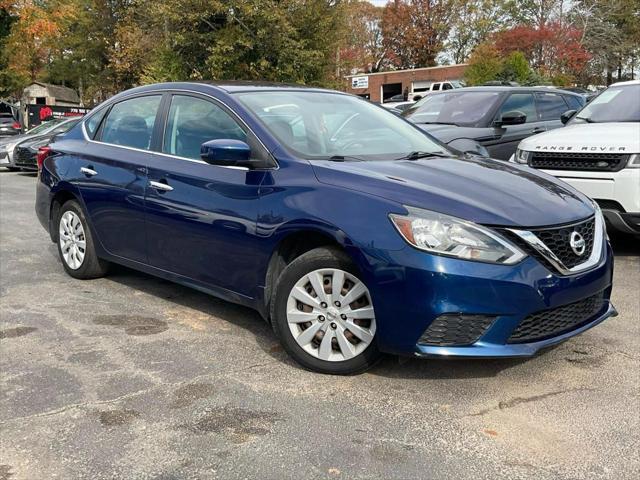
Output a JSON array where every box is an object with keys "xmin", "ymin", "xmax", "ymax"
[
  {"xmin": 518, "ymin": 122, "xmax": 640, "ymax": 153},
  {"xmin": 414, "ymin": 124, "xmax": 487, "ymax": 143},
  {"xmin": 311, "ymin": 156, "xmax": 593, "ymax": 227}
]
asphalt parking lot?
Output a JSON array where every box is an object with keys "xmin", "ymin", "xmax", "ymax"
[{"xmin": 0, "ymin": 170, "xmax": 638, "ymax": 480}]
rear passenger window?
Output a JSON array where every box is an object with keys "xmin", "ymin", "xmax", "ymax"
[
  {"xmin": 100, "ymin": 95, "xmax": 162, "ymax": 150},
  {"xmin": 432, "ymin": 84, "xmax": 441, "ymax": 91},
  {"xmin": 564, "ymin": 95, "xmax": 583, "ymax": 111},
  {"xmin": 85, "ymin": 107, "xmax": 108, "ymax": 139},
  {"xmin": 536, "ymin": 93, "xmax": 569, "ymax": 121},
  {"xmin": 498, "ymin": 93, "xmax": 537, "ymax": 122},
  {"xmin": 163, "ymin": 95, "xmax": 246, "ymax": 160}
]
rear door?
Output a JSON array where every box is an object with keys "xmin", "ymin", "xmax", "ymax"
[
  {"xmin": 144, "ymin": 93, "xmax": 268, "ymax": 296},
  {"xmin": 485, "ymin": 92, "xmax": 546, "ymax": 160},
  {"xmin": 74, "ymin": 94, "xmax": 163, "ymax": 263}
]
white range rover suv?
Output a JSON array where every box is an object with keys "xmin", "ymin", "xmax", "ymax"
[{"xmin": 512, "ymin": 80, "xmax": 639, "ymax": 235}]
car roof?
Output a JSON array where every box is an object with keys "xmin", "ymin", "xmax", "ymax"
[
  {"xmin": 122, "ymin": 81, "xmax": 339, "ymax": 96},
  {"xmin": 440, "ymin": 86, "xmax": 583, "ymax": 96}
]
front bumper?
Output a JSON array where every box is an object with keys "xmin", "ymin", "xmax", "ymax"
[
  {"xmin": 356, "ymin": 238, "xmax": 614, "ymax": 358},
  {"xmin": 415, "ymin": 302, "xmax": 616, "ymax": 358}
]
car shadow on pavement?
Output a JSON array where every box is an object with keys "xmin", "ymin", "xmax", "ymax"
[
  {"xmin": 369, "ymin": 355, "xmax": 536, "ymax": 380},
  {"xmin": 608, "ymin": 231, "xmax": 639, "ymax": 257},
  {"xmin": 91, "ymin": 261, "xmax": 288, "ymax": 359}
]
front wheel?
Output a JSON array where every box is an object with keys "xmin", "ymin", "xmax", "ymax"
[
  {"xmin": 271, "ymin": 247, "xmax": 381, "ymax": 374},
  {"xmin": 56, "ymin": 200, "xmax": 109, "ymax": 279}
]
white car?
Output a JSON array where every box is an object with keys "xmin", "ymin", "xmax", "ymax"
[{"xmin": 512, "ymin": 80, "xmax": 639, "ymax": 235}]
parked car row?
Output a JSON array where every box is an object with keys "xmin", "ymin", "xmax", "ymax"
[
  {"xmin": 0, "ymin": 117, "xmax": 82, "ymax": 171},
  {"xmin": 33, "ymin": 81, "xmax": 619, "ymax": 374},
  {"xmin": 401, "ymin": 86, "xmax": 586, "ymax": 160}
]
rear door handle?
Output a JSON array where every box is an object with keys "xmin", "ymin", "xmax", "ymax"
[
  {"xmin": 80, "ymin": 167, "xmax": 97, "ymax": 176},
  {"xmin": 149, "ymin": 180, "xmax": 173, "ymax": 192}
]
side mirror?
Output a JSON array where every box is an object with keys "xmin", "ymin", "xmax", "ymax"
[
  {"xmin": 498, "ymin": 111, "xmax": 527, "ymax": 126},
  {"xmin": 201, "ymin": 139, "xmax": 251, "ymax": 167},
  {"xmin": 560, "ymin": 109, "xmax": 577, "ymax": 125}
]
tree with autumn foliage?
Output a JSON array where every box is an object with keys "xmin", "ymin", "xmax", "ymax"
[
  {"xmin": 381, "ymin": 0, "xmax": 455, "ymax": 69},
  {"xmin": 1, "ymin": 0, "xmax": 69, "ymax": 96},
  {"xmin": 493, "ymin": 22, "xmax": 591, "ymax": 84},
  {"xmin": 339, "ymin": 0, "xmax": 387, "ymax": 74}
]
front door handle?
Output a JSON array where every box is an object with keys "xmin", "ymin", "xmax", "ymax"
[
  {"xmin": 149, "ymin": 180, "xmax": 174, "ymax": 192},
  {"xmin": 80, "ymin": 166, "xmax": 97, "ymax": 177}
]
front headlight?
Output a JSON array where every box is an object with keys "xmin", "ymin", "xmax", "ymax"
[
  {"xmin": 514, "ymin": 149, "xmax": 530, "ymax": 164},
  {"xmin": 626, "ymin": 153, "xmax": 640, "ymax": 169},
  {"xmin": 0, "ymin": 142, "xmax": 15, "ymax": 153},
  {"xmin": 389, "ymin": 206, "xmax": 527, "ymax": 265},
  {"xmin": 28, "ymin": 139, "xmax": 49, "ymax": 152}
]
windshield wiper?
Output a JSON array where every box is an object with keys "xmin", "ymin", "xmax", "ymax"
[
  {"xmin": 395, "ymin": 151, "xmax": 451, "ymax": 161},
  {"xmin": 419, "ymin": 121, "xmax": 460, "ymax": 126},
  {"xmin": 575, "ymin": 116, "xmax": 596, "ymax": 123},
  {"xmin": 326, "ymin": 155, "xmax": 365, "ymax": 162}
]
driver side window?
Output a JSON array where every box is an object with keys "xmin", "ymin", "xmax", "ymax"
[
  {"xmin": 163, "ymin": 95, "xmax": 246, "ymax": 160},
  {"xmin": 498, "ymin": 94, "xmax": 538, "ymax": 123}
]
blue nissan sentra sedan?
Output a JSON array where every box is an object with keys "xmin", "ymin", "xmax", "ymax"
[{"xmin": 35, "ymin": 82, "xmax": 616, "ymax": 374}]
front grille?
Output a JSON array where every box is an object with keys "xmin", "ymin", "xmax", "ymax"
[
  {"xmin": 14, "ymin": 146, "xmax": 35, "ymax": 166},
  {"xmin": 508, "ymin": 291, "xmax": 606, "ymax": 343},
  {"xmin": 418, "ymin": 314, "xmax": 496, "ymax": 346},
  {"xmin": 529, "ymin": 152, "xmax": 628, "ymax": 172},
  {"xmin": 502, "ymin": 217, "xmax": 596, "ymax": 272}
]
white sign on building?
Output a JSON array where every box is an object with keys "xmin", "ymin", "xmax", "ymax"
[{"xmin": 351, "ymin": 76, "xmax": 369, "ymax": 89}]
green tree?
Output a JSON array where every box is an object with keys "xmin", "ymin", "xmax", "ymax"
[
  {"xmin": 498, "ymin": 51, "xmax": 532, "ymax": 84},
  {"xmin": 463, "ymin": 42, "xmax": 502, "ymax": 85}
]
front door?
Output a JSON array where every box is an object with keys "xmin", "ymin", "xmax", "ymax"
[
  {"xmin": 484, "ymin": 93, "xmax": 547, "ymax": 160},
  {"xmin": 144, "ymin": 93, "xmax": 267, "ymax": 297},
  {"xmin": 74, "ymin": 94, "xmax": 163, "ymax": 263},
  {"xmin": 535, "ymin": 91, "xmax": 571, "ymax": 133}
]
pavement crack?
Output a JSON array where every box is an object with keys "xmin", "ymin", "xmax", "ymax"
[
  {"xmin": 467, "ymin": 388, "xmax": 594, "ymax": 417},
  {"xmin": 0, "ymin": 358, "xmax": 281, "ymax": 425}
]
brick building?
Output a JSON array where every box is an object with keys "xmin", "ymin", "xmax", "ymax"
[{"xmin": 345, "ymin": 64, "xmax": 467, "ymax": 102}]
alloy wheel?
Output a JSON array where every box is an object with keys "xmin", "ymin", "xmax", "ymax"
[
  {"xmin": 59, "ymin": 211, "xmax": 86, "ymax": 270},
  {"xmin": 286, "ymin": 268, "xmax": 376, "ymax": 362}
]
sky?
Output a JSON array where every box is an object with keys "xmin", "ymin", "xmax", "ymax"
[{"xmin": 368, "ymin": 1, "xmax": 389, "ymax": 6}]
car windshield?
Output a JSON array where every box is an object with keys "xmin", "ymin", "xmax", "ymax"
[
  {"xmin": 570, "ymin": 84, "xmax": 640, "ymax": 124},
  {"xmin": 236, "ymin": 91, "xmax": 446, "ymax": 160},
  {"xmin": 403, "ymin": 91, "xmax": 501, "ymax": 127},
  {"xmin": 27, "ymin": 119, "xmax": 64, "ymax": 135}
]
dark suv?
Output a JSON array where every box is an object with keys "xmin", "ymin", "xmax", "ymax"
[{"xmin": 402, "ymin": 87, "xmax": 585, "ymax": 160}]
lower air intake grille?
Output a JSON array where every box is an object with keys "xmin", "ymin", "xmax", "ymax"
[
  {"xmin": 508, "ymin": 291, "xmax": 605, "ymax": 344},
  {"xmin": 14, "ymin": 146, "xmax": 34, "ymax": 166},
  {"xmin": 418, "ymin": 314, "xmax": 496, "ymax": 346}
]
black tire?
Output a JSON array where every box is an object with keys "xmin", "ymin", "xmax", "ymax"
[
  {"xmin": 56, "ymin": 199, "xmax": 109, "ymax": 279},
  {"xmin": 5, "ymin": 167, "xmax": 20, "ymax": 172},
  {"xmin": 271, "ymin": 247, "xmax": 381, "ymax": 375}
]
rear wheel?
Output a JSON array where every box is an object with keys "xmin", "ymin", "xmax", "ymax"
[
  {"xmin": 56, "ymin": 200, "xmax": 109, "ymax": 279},
  {"xmin": 271, "ymin": 247, "xmax": 381, "ymax": 374}
]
